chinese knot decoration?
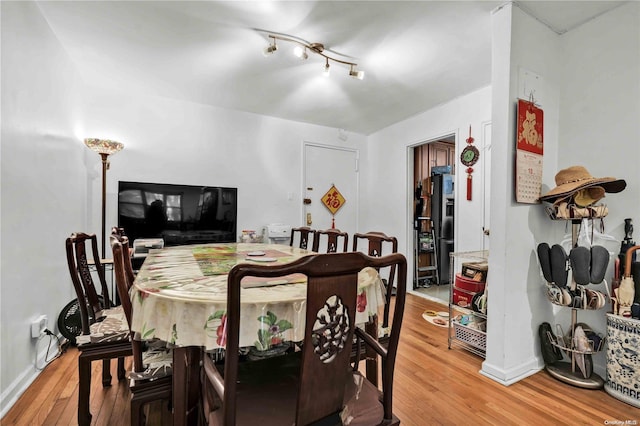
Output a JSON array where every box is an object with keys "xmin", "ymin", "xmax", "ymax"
[
  {"xmin": 321, "ymin": 185, "xmax": 346, "ymax": 228},
  {"xmin": 460, "ymin": 125, "xmax": 480, "ymax": 201}
]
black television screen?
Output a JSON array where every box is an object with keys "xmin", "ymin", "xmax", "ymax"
[{"xmin": 117, "ymin": 181, "xmax": 237, "ymax": 246}]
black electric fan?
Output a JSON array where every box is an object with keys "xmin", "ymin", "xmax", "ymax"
[{"xmin": 57, "ymin": 296, "xmax": 107, "ymax": 345}]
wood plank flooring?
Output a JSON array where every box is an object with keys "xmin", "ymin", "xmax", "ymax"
[{"xmin": 3, "ymin": 294, "xmax": 638, "ymax": 425}]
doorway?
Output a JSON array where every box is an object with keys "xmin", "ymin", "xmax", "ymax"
[{"xmin": 411, "ymin": 135, "xmax": 456, "ymax": 304}]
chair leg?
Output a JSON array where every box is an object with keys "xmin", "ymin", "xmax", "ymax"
[
  {"xmin": 131, "ymin": 397, "xmax": 144, "ymax": 426},
  {"xmin": 118, "ymin": 357, "xmax": 126, "ymax": 380},
  {"xmin": 130, "ymin": 377, "xmax": 173, "ymax": 426},
  {"xmin": 102, "ymin": 359, "xmax": 113, "ymax": 386},
  {"xmin": 78, "ymin": 355, "xmax": 92, "ymax": 426}
]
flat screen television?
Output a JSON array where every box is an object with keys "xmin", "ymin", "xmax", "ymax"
[{"xmin": 117, "ymin": 181, "xmax": 237, "ymax": 246}]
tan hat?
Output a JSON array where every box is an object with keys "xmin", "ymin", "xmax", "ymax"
[
  {"xmin": 573, "ymin": 186, "xmax": 606, "ymax": 207},
  {"xmin": 539, "ymin": 166, "xmax": 626, "ymax": 203}
]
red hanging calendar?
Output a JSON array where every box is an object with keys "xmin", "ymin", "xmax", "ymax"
[{"xmin": 515, "ymin": 98, "xmax": 544, "ymax": 204}]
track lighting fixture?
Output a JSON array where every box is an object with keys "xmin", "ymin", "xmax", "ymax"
[
  {"xmin": 263, "ymin": 36, "xmax": 277, "ymax": 56},
  {"xmin": 349, "ymin": 64, "xmax": 364, "ymax": 80},
  {"xmin": 261, "ymin": 32, "xmax": 364, "ymax": 80},
  {"xmin": 293, "ymin": 46, "xmax": 308, "ymax": 60}
]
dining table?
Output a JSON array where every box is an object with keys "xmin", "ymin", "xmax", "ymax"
[{"xmin": 130, "ymin": 242, "xmax": 386, "ymax": 426}]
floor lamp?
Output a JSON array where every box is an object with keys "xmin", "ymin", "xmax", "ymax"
[{"xmin": 84, "ymin": 138, "xmax": 124, "ymax": 258}]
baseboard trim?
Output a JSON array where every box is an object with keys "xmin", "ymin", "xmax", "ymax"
[
  {"xmin": 480, "ymin": 358, "xmax": 542, "ymax": 386},
  {"xmin": 0, "ymin": 364, "xmax": 40, "ymax": 418},
  {"xmin": 1, "ymin": 333, "xmax": 62, "ymax": 417}
]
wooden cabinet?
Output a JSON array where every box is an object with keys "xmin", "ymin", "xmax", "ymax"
[
  {"xmin": 413, "ymin": 140, "xmax": 455, "ymax": 215},
  {"xmin": 431, "ymin": 142, "xmax": 452, "ymax": 170},
  {"xmin": 413, "ymin": 141, "xmax": 455, "ymax": 185}
]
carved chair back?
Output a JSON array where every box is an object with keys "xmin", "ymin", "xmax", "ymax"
[
  {"xmin": 289, "ymin": 226, "xmax": 315, "ymax": 250},
  {"xmin": 352, "ymin": 232, "xmax": 398, "ymax": 328},
  {"xmin": 65, "ymin": 232, "xmax": 112, "ymax": 334},
  {"xmin": 312, "ymin": 228, "xmax": 349, "ymax": 253}
]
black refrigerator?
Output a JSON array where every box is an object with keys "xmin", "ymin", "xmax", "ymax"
[{"xmin": 431, "ymin": 171, "xmax": 454, "ymax": 284}]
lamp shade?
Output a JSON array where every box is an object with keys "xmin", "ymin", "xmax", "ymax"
[{"xmin": 84, "ymin": 138, "xmax": 124, "ymax": 155}]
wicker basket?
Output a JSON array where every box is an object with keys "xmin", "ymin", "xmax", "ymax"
[{"xmin": 453, "ymin": 320, "xmax": 486, "ymax": 351}]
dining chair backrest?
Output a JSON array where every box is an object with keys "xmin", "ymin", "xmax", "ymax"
[
  {"xmin": 205, "ymin": 251, "xmax": 407, "ymax": 425},
  {"xmin": 65, "ymin": 232, "xmax": 112, "ymax": 334},
  {"xmin": 312, "ymin": 228, "xmax": 349, "ymax": 253},
  {"xmin": 110, "ymin": 235, "xmax": 144, "ymax": 372},
  {"xmin": 111, "ymin": 227, "xmax": 136, "ymax": 288},
  {"xmin": 352, "ymin": 232, "xmax": 398, "ymax": 328},
  {"xmin": 289, "ymin": 226, "xmax": 315, "ymax": 250}
]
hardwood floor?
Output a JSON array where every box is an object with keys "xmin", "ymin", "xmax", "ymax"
[{"xmin": 3, "ymin": 294, "xmax": 638, "ymax": 425}]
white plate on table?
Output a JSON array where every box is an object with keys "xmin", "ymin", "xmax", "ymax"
[{"xmin": 245, "ymin": 257, "xmax": 277, "ymax": 262}]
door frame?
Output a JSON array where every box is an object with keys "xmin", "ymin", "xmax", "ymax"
[
  {"xmin": 480, "ymin": 121, "xmax": 492, "ymax": 251},
  {"xmin": 301, "ymin": 142, "xmax": 360, "ymax": 232},
  {"xmin": 406, "ymin": 132, "xmax": 457, "ymax": 297}
]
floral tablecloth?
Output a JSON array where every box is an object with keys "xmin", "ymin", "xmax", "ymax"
[{"xmin": 130, "ymin": 243, "xmax": 385, "ymax": 352}]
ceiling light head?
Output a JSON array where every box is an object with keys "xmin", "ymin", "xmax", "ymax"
[
  {"xmin": 263, "ymin": 37, "xmax": 277, "ymax": 56},
  {"xmin": 349, "ymin": 64, "xmax": 365, "ymax": 80},
  {"xmin": 293, "ymin": 46, "xmax": 308, "ymax": 60}
]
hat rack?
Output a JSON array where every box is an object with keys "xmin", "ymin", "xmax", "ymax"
[
  {"xmin": 542, "ymin": 219, "xmax": 607, "ymax": 388},
  {"xmin": 537, "ymin": 165, "xmax": 627, "ymax": 390},
  {"xmin": 543, "ymin": 202, "xmax": 608, "ymax": 221}
]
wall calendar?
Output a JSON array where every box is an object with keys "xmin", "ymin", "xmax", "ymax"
[{"xmin": 515, "ymin": 98, "xmax": 544, "ymax": 203}]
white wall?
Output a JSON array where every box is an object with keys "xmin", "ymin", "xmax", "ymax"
[
  {"xmin": 365, "ymin": 86, "xmax": 492, "ymax": 265},
  {"xmin": 81, "ymin": 85, "xmax": 367, "ymax": 243},
  {"xmin": 559, "ymin": 1, "xmax": 640, "ymax": 234},
  {"xmin": 0, "ymin": 1, "xmax": 85, "ymax": 413},
  {"xmin": 555, "ymin": 1, "xmax": 640, "ymax": 375},
  {"xmin": 482, "ymin": 2, "xmax": 564, "ymax": 385}
]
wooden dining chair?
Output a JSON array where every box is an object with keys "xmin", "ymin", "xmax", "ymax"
[
  {"xmin": 289, "ymin": 226, "xmax": 315, "ymax": 250},
  {"xmin": 312, "ymin": 228, "xmax": 349, "ymax": 253},
  {"xmin": 352, "ymin": 232, "xmax": 398, "ymax": 328},
  {"xmin": 201, "ymin": 251, "xmax": 407, "ymax": 426},
  {"xmin": 351, "ymin": 232, "xmax": 399, "ymax": 384},
  {"xmin": 65, "ymin": 232, "xmax": 132, "ymax": 426},
  {"xmin": 111, "ymin": 234, "xmax": 173, "ymax": 426}
]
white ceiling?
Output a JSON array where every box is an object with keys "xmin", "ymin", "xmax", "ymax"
[{"xmin": 35, "ymin": 1, "xmax": 625, "ymax": 135}]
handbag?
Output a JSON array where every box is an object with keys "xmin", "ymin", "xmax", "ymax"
[{"xmin": 553, "ymin": 202, "xmax": 608, "ymax": 220}]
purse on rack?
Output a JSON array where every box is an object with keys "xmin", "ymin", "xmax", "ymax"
[{"xmin": 553, "ymin": 202, "xmax": 608, "ymax": 220}]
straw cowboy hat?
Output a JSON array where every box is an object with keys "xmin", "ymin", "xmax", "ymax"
[{"xmin": 539, "ymin": 165, "xmax": 626, "ymax": 204}]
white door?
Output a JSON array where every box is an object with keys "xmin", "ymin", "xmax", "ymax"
[{"xmin": 303, "ymin": 143, "xmax": 359, "ymax": 237}]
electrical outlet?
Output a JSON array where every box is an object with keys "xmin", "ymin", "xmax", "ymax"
[{"xmin": 30, "ymin": 315, "xmax": 48, "ymax": 338}]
